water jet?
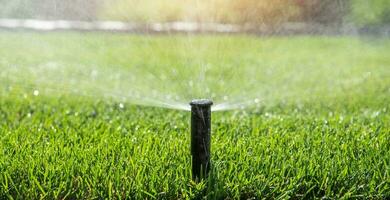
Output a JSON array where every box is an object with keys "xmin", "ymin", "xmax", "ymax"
[{"xmin": 190, "ymin": 99, "xmax": 213, "ymax": 181}]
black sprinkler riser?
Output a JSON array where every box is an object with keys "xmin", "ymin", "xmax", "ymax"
[{"xmin": 190, "ymin": 99, "xmax": 213, "ymax": 181}]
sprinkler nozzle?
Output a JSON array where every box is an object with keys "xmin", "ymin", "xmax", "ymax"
[{"xmin": 190, "ymin": 99, "xmax": 213, "ymax": 181}]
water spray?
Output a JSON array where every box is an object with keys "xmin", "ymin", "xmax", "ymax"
[{"xmin": 190, "ymin": 99, "xmax": 213, "ymax": 181}]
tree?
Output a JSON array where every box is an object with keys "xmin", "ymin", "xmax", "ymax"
[{"xmin": 294, "ymin": 0, "xmax": 350, "ymax": 25}]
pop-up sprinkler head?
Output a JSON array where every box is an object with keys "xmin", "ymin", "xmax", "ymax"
[{"xmin": 190, "ymin": 99, "xmax": 213, "ymax": 181}]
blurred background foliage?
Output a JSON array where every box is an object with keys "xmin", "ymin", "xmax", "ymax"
[
  {"xmin": 350, "ymin": 0, "xmax": 390, "ymax": 25},
  {"xmin": 0, "ymin": 0, "xmax": 98, "ymax": 20},
  {"xmin": 0, "ymin": 0, "xmax": 389, "ymax": 27}
]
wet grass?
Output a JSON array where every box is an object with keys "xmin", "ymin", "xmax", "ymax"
[{"xmin": 0, "ymin": 32, "xmax": 390, "ymax": 199}]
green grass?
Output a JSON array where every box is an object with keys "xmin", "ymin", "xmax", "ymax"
[{"xmin": 0, "ymin": 32, "xmax": 389, "ymax": 199}]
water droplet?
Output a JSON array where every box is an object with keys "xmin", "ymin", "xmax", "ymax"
[
  {"xmin": 119, "ymin": 103, "xmax": 124, "ymax": 109},
  {"xmin": 33, "ymin": 90, "xmax": 39, "ymax": 96},
  {"xmin": 371, "ymin": 111, "xmax": 380, "ymax": 118}
]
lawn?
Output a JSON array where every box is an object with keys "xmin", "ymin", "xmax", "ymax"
[{"xmin": 0, "ymin": 32, "xmax": 389, "ymax": 199}]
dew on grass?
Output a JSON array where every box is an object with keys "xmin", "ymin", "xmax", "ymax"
[
  {"xmin": 119, "ymin": 103, "xmax": 124, "ymax": 109},
  {"xmin": 33, "ymin": 90, "xmax": 39, "ymax": 96}
]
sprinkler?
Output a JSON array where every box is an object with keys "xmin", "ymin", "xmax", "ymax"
[{"xmin": 190, "ymin": 99, "xmax": 213, "ymax": 181}]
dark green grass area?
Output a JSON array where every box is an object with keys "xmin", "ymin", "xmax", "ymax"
[{"xmin": 0, "ymin": 32, "xmax": 390, "ymax": 199}]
